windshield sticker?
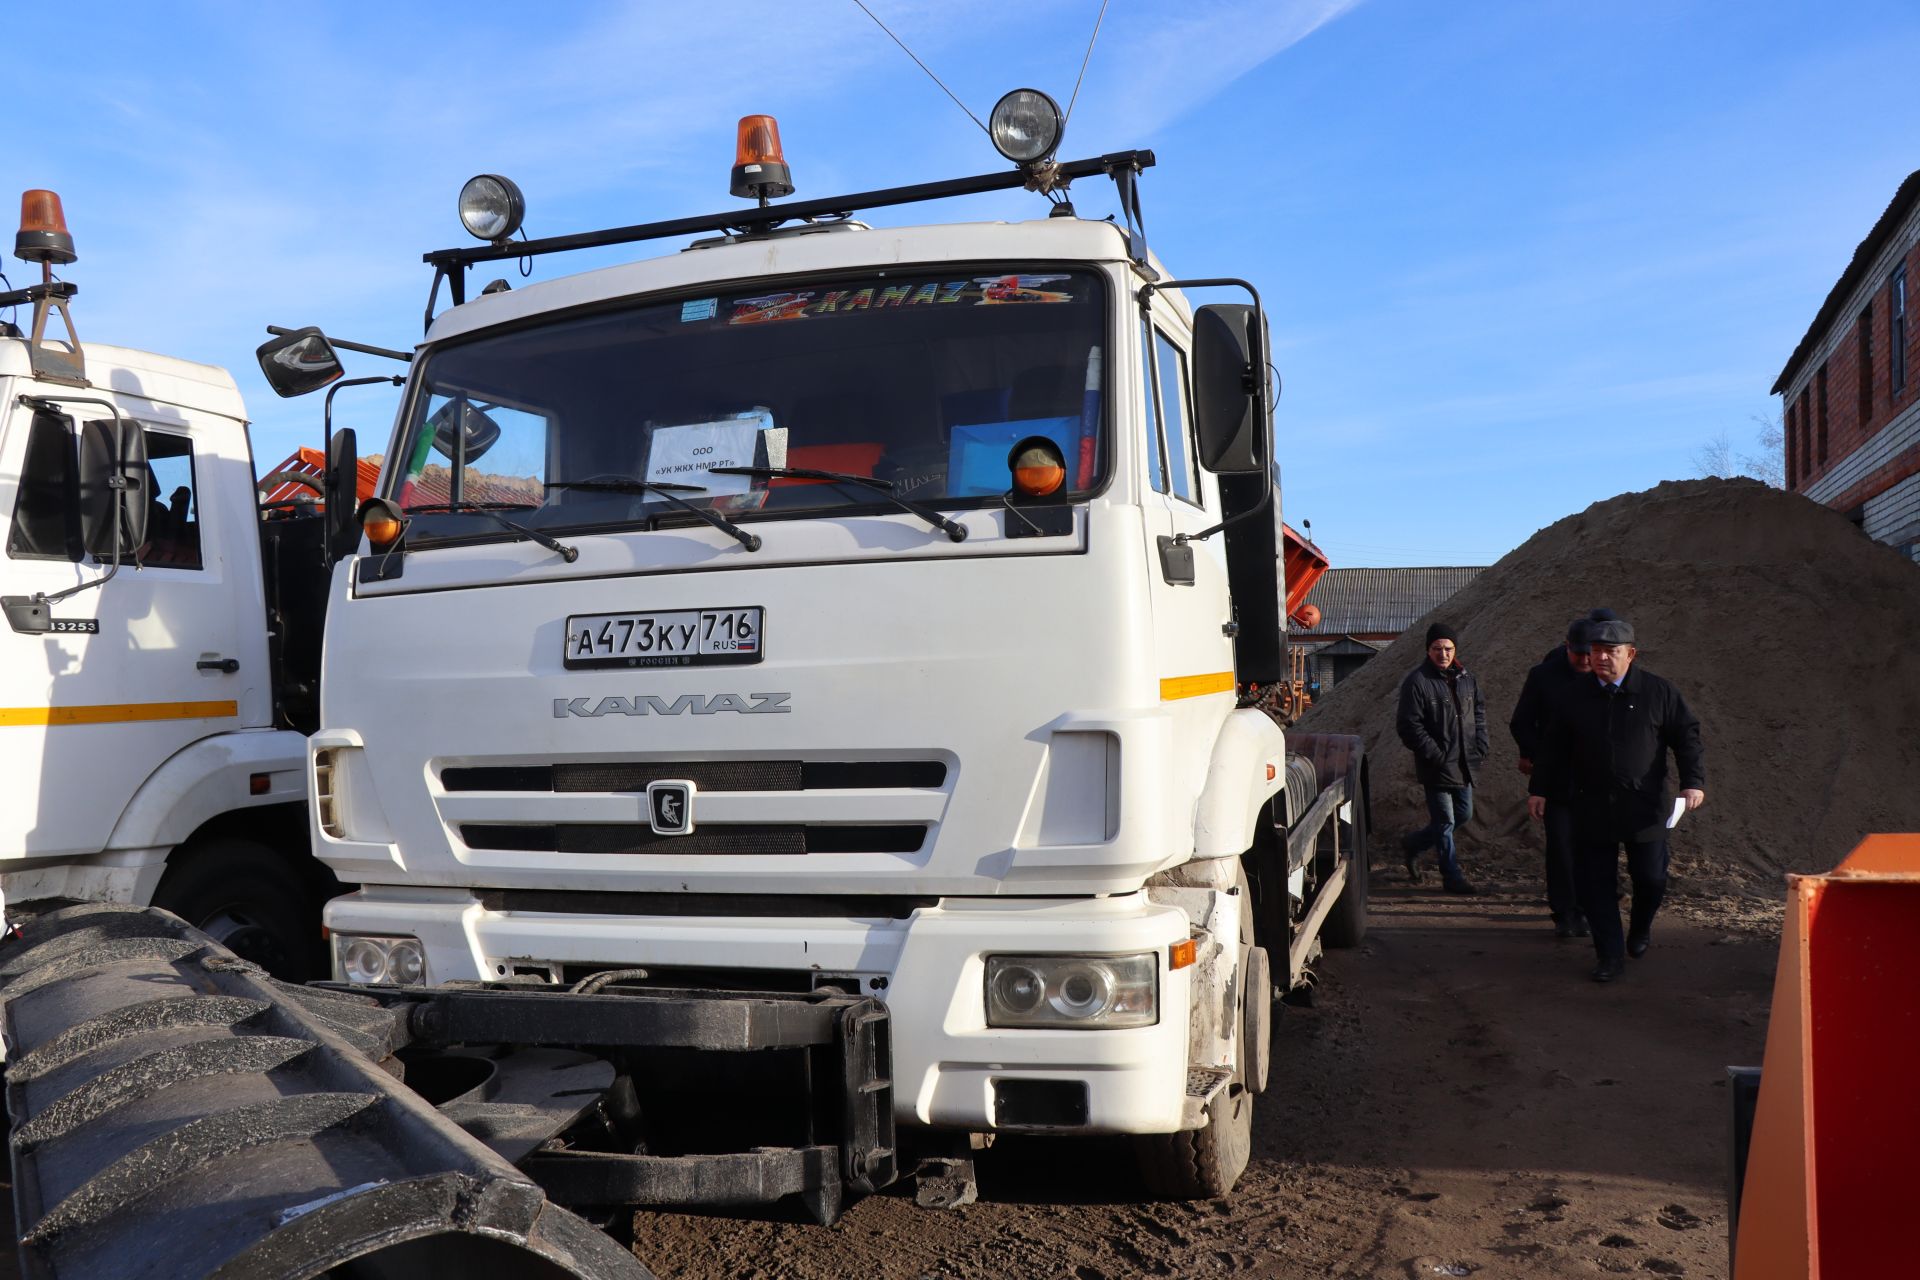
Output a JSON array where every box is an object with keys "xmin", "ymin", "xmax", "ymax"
[
  {"xmin": 644, "ymin": 416, "xmax": 768, "ymax": 497},
  {"xmin": 726, "ymin": 275, "xmax": 1077, "ymax": 326},
  {"xmin": 680, "ymin": 297, "xmax": 718, "ymax": 323}
]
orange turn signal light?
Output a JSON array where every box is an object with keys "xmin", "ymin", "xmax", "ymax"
[
  {"xmin": 1170, "ymin": 938, "xmax": 1198, "ymax": 970},
  {"xmin": 359, "ymin": 499, "xmax": 405, "ymax": 551},
  {"xmin": 1008, "ymin": 436, "xmax": 1067, "ymax": 497},
  {"xmin": 16, "ymin": 189, "xmax": 76, "ymax": 265}
]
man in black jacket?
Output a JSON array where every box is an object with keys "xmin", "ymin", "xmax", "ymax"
[
  {"xmin": 1508, "ymin": 617, "xmax": 1596, "ymax": 938},
  {"xmin": 1527, "ymin": 618, "xmax": 1705, "ymax": 983},
  {"xmin": 1396, "ymin": 622, "xmax": 1488, "ymax": 894}
]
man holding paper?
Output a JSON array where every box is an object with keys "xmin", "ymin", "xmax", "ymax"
[{"xmin": 1526, "ymin": 617, "xmax": 1705, "ymax": 984}]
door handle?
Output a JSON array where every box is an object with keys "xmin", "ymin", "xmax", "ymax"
[{"xmin": 197, "ymin": 657, "xmax": 240, "ymax": 674}]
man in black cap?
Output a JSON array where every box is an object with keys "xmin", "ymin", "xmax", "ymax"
[
  {"xmin": 1395, "ymin": 622, "xmax": 1488, "ymax": 894},
  {"xmin": 1508, "ymin": 617, "xmax": 1597, "ymax": 938},
  {"xmin": 1527, "ymin": 617, "xmax": 1705, "ymax": 982}
]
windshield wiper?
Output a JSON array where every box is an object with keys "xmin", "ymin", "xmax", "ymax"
[
  {"xmin": 544, "ymin": 479, "xmax": 762, "ymax": 552},
  {"xmin": 709, "ymin": 467, "xmax": 967, "ymax": 543},
  {"xmin": 401, "ymin": 502, "xmax": 579, "ymax": 563}
]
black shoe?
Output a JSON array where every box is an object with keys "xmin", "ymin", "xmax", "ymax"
[
  {"xmin": 1626, "ymin": 929, "xmax": 1651, "ymax": 959},
  {"xmin": 1590, "ymin": 957, "xmax": 1625, "ymax": 983},
  {"xmin": 1400, "ymin": 833, "xmax": 1424, "ymax": 883},
  {"xmin": 1572, "ymin": 917, "xmax": 1590, "ymax": 938},
  {"xmin": 1443, "ymin": 878, "xmax": 1478, "ymax": 895},
  {"xmin": 1553, "ymin": 916, "xmax": 1577, "ymax": 939}
]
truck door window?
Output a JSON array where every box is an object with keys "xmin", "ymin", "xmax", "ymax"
[
  {"xmin": 1153, "ymin": 328, "xmax": 1200, "ymax": 507},
  {"xmin": 1138, "ymin": 318, "xmax": 1169, "ymax": 494},
  {"xmin": 142, "ymin": 431, "xmax": 203, "ymax": 569},
  {"xmin": 6, "ymin": 411, "xmax": 82, "ymax": 561}
]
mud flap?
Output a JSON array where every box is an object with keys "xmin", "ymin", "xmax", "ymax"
[{"xmin": 0, "ymin": 903, "xmax": 649, "ymax": 1280}]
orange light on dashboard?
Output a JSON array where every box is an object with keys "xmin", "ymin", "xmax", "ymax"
[
  {"xmin": 1169, "ymin": 938, "xmax": 1198, "ymax": 970},
  {"xmin": 1008, "ymin": 436, "xmax": 1067, "ymax": 497},
  {"xmin": 16, "ymin": 189, "xmax": 76, "ymax": 265},
  {"xmin": 731, "ymin": 115, "xmax": 794, "ymax": 201}
]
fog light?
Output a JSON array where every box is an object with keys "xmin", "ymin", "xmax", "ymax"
[
  {"xmin": 459, "ymin": 174, "xmax": 525, "ymax": 242},
  {"xmin": 989, "ymin": 89, "xmax": 1063, "ymax": 165},
  {"xmin": 337, "ymin": 934, "xmax": 429, "ymax": 986},
  {"xmin": 984, "ymin": 953, "xmax": 1156, "ymax": 1028}
]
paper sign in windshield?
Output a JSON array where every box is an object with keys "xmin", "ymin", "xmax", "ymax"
[{"xmin": 644, "ymin": 418, "xmax": 766, "ymax": 497}]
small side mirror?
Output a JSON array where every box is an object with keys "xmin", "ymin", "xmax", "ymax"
[
  {"xmin": 257, "ymin": 326, "xmax": 345, "ymax": 398},
  {"xmin": 78, "ymin": 419, "xmax": 149, "ymax": 560},
  {"xmin": 428, "ymin": 400, "xmax": 501, "ymax": 463},
  {"xmin": 324, "ymin": 427, "xmax": 360, "ymax": 565},
  {"xmin": 1190, "ymin": 303, "xmax": 1268, "ymax": 474}
]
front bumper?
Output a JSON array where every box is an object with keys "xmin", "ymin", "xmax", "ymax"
[{"xmin": 325, "ymin": 889, "xmax": 1194, "ymax": 1134}]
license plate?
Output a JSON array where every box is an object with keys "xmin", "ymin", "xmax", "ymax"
[{"xmin": 563, "ymin": 607, "xmax": 764, "ymax": 669}]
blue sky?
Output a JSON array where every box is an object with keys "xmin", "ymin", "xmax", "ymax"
[{"xmin": 8, "ymin": 0, "xmax": 1917, "ymax": 565}]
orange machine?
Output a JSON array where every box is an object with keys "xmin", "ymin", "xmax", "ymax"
[
  {"xmin": 1276, "ymin": 522, "xmax": 1330, "ymax": 718},
  {"xmin": 1731, "ymin": 834, "xmax": 1920, "ymax": 1278}
]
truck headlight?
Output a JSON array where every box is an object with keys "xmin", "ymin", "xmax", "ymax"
[
  {"xmin": 984, "ymin": 954, "xmax": 1157, "ymax": 1028},
  {"xmin": 337, "ymin": 934, "xmax": 428, "ymax": 986}
]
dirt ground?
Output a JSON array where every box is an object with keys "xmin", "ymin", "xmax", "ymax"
[{"xmin": 627, "ymin": 874, "xmax": 1776, "ymax": 1280}]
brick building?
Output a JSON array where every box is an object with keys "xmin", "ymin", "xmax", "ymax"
[
  {"xmin": 1293, "ymin": 566, "xmax": 1484, "ymax": 696},
  {"xmin": 1774, "ymin": 168, "xmax": 1920, "ymax": 561}
]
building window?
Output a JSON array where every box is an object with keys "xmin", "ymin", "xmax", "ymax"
[
  {"xmin": 1858, "ymin": 302, "xmax": 1874, "ymax": 424},
  {"xmin": 1785, "ymin": 399, "xmax": 1798, "ymax": 489},
  {"xmin": 1817, "ymin": 362, "xmax": 1829, "ymax": 464},
  {"xmin": 1891, "ymin": 266, "xmax": 1908, "ymax": 399},
  {"xmin": 1798, "ymin": 389, "xmax": 1812, "ymax": 478}
]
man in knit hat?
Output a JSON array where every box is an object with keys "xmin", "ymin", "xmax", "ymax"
[
  {"xmin": 1508, "ymin": 616, "xmax": 1598, "ymax": 938},
  {"xmin": 1395, "ymin": 622, "xmax": 1488, "ymax": 894},
  {"xmin": 1528, "ymin": 616, "xmax": 1706, "ymax": 983}
]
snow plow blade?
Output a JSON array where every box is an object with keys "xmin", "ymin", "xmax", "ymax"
[{"xmin": 0, "ymin": 903, "xmax": 649, "ymax": 1280}]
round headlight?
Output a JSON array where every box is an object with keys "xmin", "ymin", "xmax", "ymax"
[
  {"xmin": 1049, "ymin": 962, "xmax": 1115, "ymax": 1018},
  {"xmin": 389, "ymin": 940, "xmax": 426, "ymax": 986},
  {"xmin": 342, "ymin": 937, "xmax": 389, "ymax": 985},
  {"xmin": 990, "ymin": 89, "xmax": 1064, "ymax": 165},
  {"xmin": 990, "ymin": 964, "xmax": 1046, "ymax": 1016},
  {"xmin": 459, "ymin": 174, "xmax": 526, "ymax": 242}
]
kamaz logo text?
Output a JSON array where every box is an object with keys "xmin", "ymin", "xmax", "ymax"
[{"xmin": 553, "ymin": 693, "xmax": 792, "ymax": 718}]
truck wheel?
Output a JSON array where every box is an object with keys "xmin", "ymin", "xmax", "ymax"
[
  {"xmin": 1322, "ymin": 793, "xmax": 1369, "ymax": 949},
  {"xmin": 1134, "ymin": 872, "xmax": 1258, "ymax": 1199},
  {"xmin": 152, "ymin": 838, "xmax": 318, "ymax": 982}
]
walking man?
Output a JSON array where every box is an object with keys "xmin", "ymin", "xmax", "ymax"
[
  {"xmin": 1396, "ymin": 622, "xmax": 1488, "ymax": 895},
  {"xmin": 1527, "ymin": 617, "xmax": 1705, "ymax": 983},
  {"xmin": 1509, "ymin": 616, "xmax": 1595, "ymax": 938}
]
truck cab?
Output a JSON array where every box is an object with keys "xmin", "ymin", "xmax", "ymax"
[
  {"xmin": 0, "ymin": 194, "xmax": 341, "ymax": 977},
  {"xmin": 313, "ymin": 131, "xmax": 1366, "ymax": 1199}
]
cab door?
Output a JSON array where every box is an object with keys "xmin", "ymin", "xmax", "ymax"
[
  {"xmin": 0, "ymin": 387, "xmax": 265, "ymax": 860},
  {"xmin": 1136, "ymin": 307, "xmax": 1237, "ymax": 834}
]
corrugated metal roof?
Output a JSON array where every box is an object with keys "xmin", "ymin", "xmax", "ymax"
[
  {"xmin": 1773, "ymin": 168, "xmax": 1920, "ymax": 396},
  {"xmin": 1295, "ymin": 567, "xmax": 1485, "ymax": 635}
]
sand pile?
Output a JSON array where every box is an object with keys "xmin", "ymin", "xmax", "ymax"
[{"xmin": 1298, "ymin": 478, "xmax": 1920, "ymax": 912}]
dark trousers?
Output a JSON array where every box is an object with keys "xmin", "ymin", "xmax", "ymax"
[
  {"xmin": 1573, "ymin": 833, "xmax": 1668, "ymax": 961},
  {"xmin": 1409, "ymin": 785, "xmax": 1472, "ymax": 884},
  {"xmin": 1543, "ymin": 799, "xmax": 1580, "ymax": 920}
]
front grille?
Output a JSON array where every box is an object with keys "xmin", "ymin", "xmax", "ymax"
[
  {"xmin": 443, "ymin": 760, "xmax": 946, "ymax": 793},
  {"xmin": 479, "ymin": 890, "xmax": 937, "ymax": 918},
  {"xmin": 460, "ymin": 823, "xmax": 928, "ymax": 855}
]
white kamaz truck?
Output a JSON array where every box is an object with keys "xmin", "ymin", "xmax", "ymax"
[
  {"xmin": 0, "ymin": 190, "xmax": 366, "ymax": 981},
  {"xmin": 0, "ymin": 102, "xmax": 1373, "ymax": 1278},
  {"xmin": 296, "ymin": 100, "xmax": 1371, "ymax": 1204}
]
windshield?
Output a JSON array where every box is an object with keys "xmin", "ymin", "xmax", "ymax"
[{"xmin": 385, "ymin": 266, "xmax": 1108, "ymax": 544}]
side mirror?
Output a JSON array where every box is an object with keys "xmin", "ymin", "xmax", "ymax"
[
  {"xmin": 428, "ymin": 400, "xmax": 501, "ymax": 463},
  {"xmin": 324, "ymin": 427, "xmax": 359, "ymax": 565},
  {"xmin": 256, "ymin": 326, "xmax": 345, "ymax": 398},
  {"xmin": 1190, "ymin": 303, "xmax": 1268, "ymax": 474},
  {"xmin": 77, "ymin": 419, "xmax": 149, "ymax": 561}
]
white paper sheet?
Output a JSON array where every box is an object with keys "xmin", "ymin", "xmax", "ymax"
[{"xmin": 1666, "ymin": 796, "xmax": 1688, "ymax": 830}]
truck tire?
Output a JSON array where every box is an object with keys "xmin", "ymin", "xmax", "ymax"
[
  {"xmin": 1322, "ymin": 790, "xmax": 1369, "ymax": 949},
  {"xmin": 151, "ymin": 838, "xmax": 319, "ymax": 983},
  {"xmin": 1134, "ymin": 875, "xmax": 1257, "ymax": 1199}
]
